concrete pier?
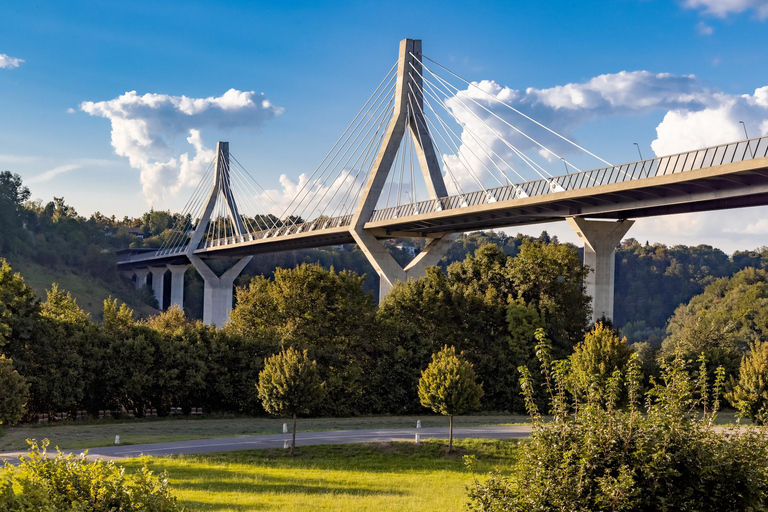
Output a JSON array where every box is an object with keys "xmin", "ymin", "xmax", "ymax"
[
  {"xmin": 148, "ymin": 266, "xmax": 167, "ymax": 310},
  {"xmin": 167, "ymin": 264, "xmax": 189, "ymax": 309},
  {"xmin": 567, "ymin": 217, "xmax": 633, "ymax": 322}
]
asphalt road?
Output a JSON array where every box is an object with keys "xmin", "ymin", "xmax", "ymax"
[{"xmin": 0, "ymin": 425, "xmax": 532, "ymax": 463}]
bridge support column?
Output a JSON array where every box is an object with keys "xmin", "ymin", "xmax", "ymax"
[
  {"xmin": 566, "ymin": 217, "xmax": 633, "ymax": 323},
  {"xmin": 148, "ymin": 266, "xmax": 167, "ymax": 310},
  {"xmin": 353, "ymin": 230, "xmax": 457, "ymax": 302},
  {"xmin": 189, "ymin": 255, "xmax": 252, "ymax": 327},
  {"xmin": 167, "ymin": 264, "xmax": 189, "ymax": 310},
  {"xmin": 134, "ymin": 268, "xmax": 149, "ymax": 290}
]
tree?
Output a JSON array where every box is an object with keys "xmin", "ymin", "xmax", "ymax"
[
  {"xmin": 569, "ymin": 322, "xmax": 632, "ymax": 403},
  {"xmin": 231, "ymin": 264, "xmax": 375, "ymax": 416},
  {"xmin": 418, "ymin": 345, "xmax": 483, "ymax": 452},
  {"xmin": 257, "ymin": 348, "xmax": 324, "ymax": 456},
  {"xmin": 0, "ymin": 259, "xmax": 39, "ymax": 352},
  {"xmin": 728, "ymin": 341, "xmax": 768, "ymax": 425},
  {"xmin": 660, "ymin": 267, "xmax": 768, "ymax": 382},
  {"xmin": 0, "ymin": 355, "xmax": 29, "ymax": 425}
]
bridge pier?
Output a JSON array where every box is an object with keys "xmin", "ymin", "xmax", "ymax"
[
  {"xmin": 148, "ymin": 266, "xmax": 167, "ymax": 310},
  {"xmin": 567, "ymin": 217, "xmax": 633, "ymax": 323},
  {"xmin": 189, "ymin": 255, "xmax": 252, "ymax": 327},
  {"xmin": 133, "ymin": 268, "xmax": 149, "ymax": 290},
  {"xmin": 167, "ymin": 264, "xmax": 189, "ymax": 309}
]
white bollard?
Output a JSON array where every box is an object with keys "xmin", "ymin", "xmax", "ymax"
[
  {"xmin": 416, "ymin": 420, "xmax": 421, "ymax": 429},
  {"xmin": 415, "ymin": 433, "xmax": 420, "ymax": 444},
  {"xmin": 283, "ymin": 440, "xmax": 290, "ymax": 449},
  {"xmin": 283, "ymin": 423, "xmax": 288, "ymax": 434},
  {"xmin": 115, "ymin": 435, "xmax": 120, "ymax": 445}
]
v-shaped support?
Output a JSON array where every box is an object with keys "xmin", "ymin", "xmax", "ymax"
[
  {"xmin": 187, "ymin": 141, "xmax": 245, "ymax": 255},
  {"xmin": 187, "ymin": 141, "xmax": 251, "ymax": 325},
  {"xmin": 349, "ymin": 39, "xmax": 456, "ymax": 301}
]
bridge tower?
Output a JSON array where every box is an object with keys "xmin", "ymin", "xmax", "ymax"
[
  {"xmin": 186, "ymin": 141, "xmax": 252, "ymax": 326},
  {"xmin": 350, "ymin": 38, "xmax": 457, "ymax": 301}
]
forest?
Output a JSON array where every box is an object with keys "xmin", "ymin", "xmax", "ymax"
[{"xmin": 3, "ymin": 169, "xmax": 768, "ymax": 421}]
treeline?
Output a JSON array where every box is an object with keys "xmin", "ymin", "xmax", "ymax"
[
  {"xmin": 0, "ymin": 236, "xmax": 590, "ymax": 419},
  {"xmin": 5, "ymin": 169, "xmax": 768, "ymax": 331}
]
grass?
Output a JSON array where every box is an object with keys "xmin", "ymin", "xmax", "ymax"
[
  {"xmin": 121, "ymin": 439, "xmax": 519, "ymax": 511},
  {"xmin": 0, "ymin": 414, "xmax": 529, "ymax": 452},
  {"xmin": 6, "ymin": 258, "xmax": 157, "ymax": 318}
]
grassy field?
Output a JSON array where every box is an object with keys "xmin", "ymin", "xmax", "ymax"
[
  {"xmin": 0, "ymin": 414, "xmax": 529, "ymax": 452},
  {"xmin": 6, "ymin": 258, "xmax": 157, "ymax": 318},
  {"xmin": 122, "ymin": 439, "xmax": 518, "ymax": 511}
]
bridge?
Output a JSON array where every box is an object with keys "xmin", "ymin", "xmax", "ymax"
[{"xmin": 118, "ymin": 38, "xmax": 768, "ymax": 326}]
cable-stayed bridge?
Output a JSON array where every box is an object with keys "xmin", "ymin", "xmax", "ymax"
[{"xmin": 118, "ymin": 39, "xmax": 768, "ymax": 326}]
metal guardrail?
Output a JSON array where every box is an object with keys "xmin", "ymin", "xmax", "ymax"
[
  {"xmin": 369, "ymin": 136, "xmax": 768, "ymax": 223},
  {"xmin": 198, "ymin": 214, "xmax": 354, "ymax": 250}
]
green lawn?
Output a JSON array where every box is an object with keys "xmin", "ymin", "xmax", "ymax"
[
  {"xmin": 0, "ymin": 414, "xmax": 529, "ymax": 452},
  {"xmin": 122, "ymin": 439, "xmax": 518, "ymax": 511}
]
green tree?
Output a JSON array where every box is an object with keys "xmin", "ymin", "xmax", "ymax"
[
  {"xmin": 569, "ymin": 322, "xmax": 632, "ymax": 403},
  {"xmin": 728, "ymin": 341, "xmax": 768, "ymax": 425},
  {"xmin": 418, "ymin": 345, "xmax": 483, "ymax": 452},
  {"xmin": 660, "ymin": 267, "xmax": 768, "ymax": 382},
  {"xmin": 0, "ymin": 259, "xmax": 39, "ymax": 352},
  {"xmin": 257, "ymin": 348, "xmax": 324, "ymax": 456},
  {"xmin": 0, "ymin": 355, "xmax": 29, "ymax": 425},
  {"xmin": 231, "ymin": 264, "xmax": 375, "ymax": 416}
]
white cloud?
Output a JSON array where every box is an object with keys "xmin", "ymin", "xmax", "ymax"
[
  {"xmin": 80, "ymin": 89, "xmax": 282, "ymax": 205},
  {"xmin": 697, "ymin": 21, "xmax": 714, "ymax": 35},
  {"xmin": 651, "ymin": 86, "xmax": 768, "ymax": 155},
  {"xmin": 256, "ymin": 168, "xmax": 366, "ymax": 219},
  {"xmin": 683, "ymin": 0, "xmax": 768, "ymax": 19},
  {"xmin": 434, "ymin": 71, "xmax": 768, "ymax": 192},
  {"xmin": 24, "ymin": 158, "xmax": 120, "ymax": 185},
  {"xmin": 0, "ymin": 54, "xmax": 24, "ymax": 69}
]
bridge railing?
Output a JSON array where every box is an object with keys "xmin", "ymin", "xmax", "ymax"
[
  {"xmin": 369, "ymin": 136, "xmax": 768, "ymax": 223},
  {"xmin": 198, "ymin": 213, "xmax": 354, "ymax": 249}
]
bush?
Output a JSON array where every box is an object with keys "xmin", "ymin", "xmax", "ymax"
[
  {"xmin": 467, "ymin": 329, "xmax": 768, "ymax": 511},
  {"xmin": 0, "ymin": 440, "xmax": 181, "ymax": 511},
  {"xmin": 728, "ymin": 340, "xmax": 768, "ymax": 425},
  {"xmin": 0, "ymin": 355, "xmax": 28, "ymax": 425}
]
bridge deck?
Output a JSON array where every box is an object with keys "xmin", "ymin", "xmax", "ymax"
[{"xmin": 118, "ymin": 137, "xmax": 768, "ymax": 269}]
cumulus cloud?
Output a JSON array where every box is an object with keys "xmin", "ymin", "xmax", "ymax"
[
  {"xmin": 683, "ymin": 0, "xmax": 768, "ymax": 19},
  {"xmin": 0, "ymin": 54, "xmax": 24, "ymax": 69},
  {"xmin": 80, "ymin": 89, "xmax": 282, "ymax": 205},
  {"xmin": 435, "ymin": 71, "xmax": 768, "ymax": 191},
  {"xmin": 256, "ymin": 168, "xmax": 367, "ymax": 219}
]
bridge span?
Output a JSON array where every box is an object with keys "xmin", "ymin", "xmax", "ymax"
[{"xmin": 118, "ymin": 38, "xmax": 768, "ymax": 326}]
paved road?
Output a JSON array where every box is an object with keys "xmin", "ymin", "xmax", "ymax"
[{"xmin": 0, "ymin": 425, "xmax": 532, "ymax": 463}]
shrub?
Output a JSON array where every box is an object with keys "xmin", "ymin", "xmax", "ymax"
[
  {"xmin": 0, "ymin": 440, "xmax": 181, "ymax": 511},
  {"xmin": 728, "ymin": 340, "xmax": 768, "ymax": 425},
  {"xmin": 467, "ymin": 329, "xmax": 768, "ymax": 511}
]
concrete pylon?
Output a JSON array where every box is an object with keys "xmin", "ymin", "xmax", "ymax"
[
  {"xmin": 186, "ymin": 141, "xmax": 250, "ymax": 324},
  {"xmin": 350, "ymin": 38, "xmax": 455, "ymax": 300},
  {"xmin": 167, "ymin": 264, "xmax": 189, "ymax": 309},
  {"xmin": 566, "ymin": 217, "xmax": 634, "ymax": 323},
  {"xmin": 189, "ymin": 254, "xmax": 252, "ymax": 327},
  {"xmin": 134, "ymin": 268, "xmax": 149, "ymax": 290},
  {"xmin": 148, "ymin": 266, "xmax": 167, "ymax": 310}
]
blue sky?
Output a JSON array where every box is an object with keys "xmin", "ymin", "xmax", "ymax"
[{"xmin": 2, "ymin": 0, "xmax": 768, "ymax": 252}]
